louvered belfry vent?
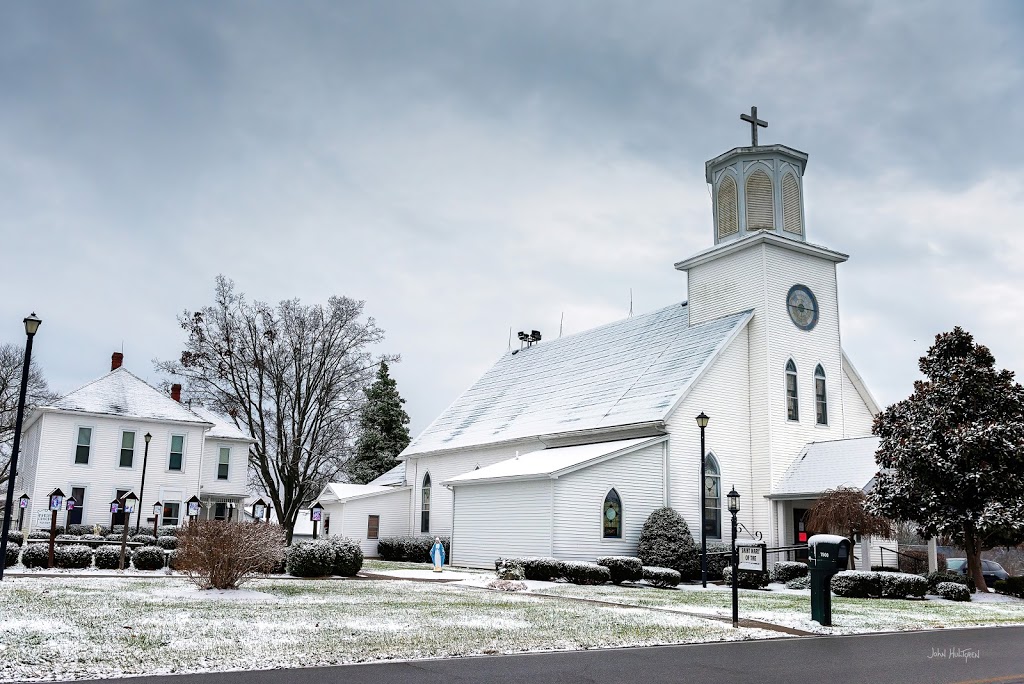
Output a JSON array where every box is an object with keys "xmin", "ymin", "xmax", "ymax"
[
  {"xmin": 782, "ymin": 172, "xmax": 802, "ymax": 235},
  {"xmin": 717, "ymin": 175, "xmax": 739, "ymax": 238},
  {"xmin": 745, "ymin": 169, "xmax": 774, "ymax": 230}
]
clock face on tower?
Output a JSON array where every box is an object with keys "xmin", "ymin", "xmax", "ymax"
[{"xmin": 787, "ymin": 284, "xmax": 819, "ymax": 330}]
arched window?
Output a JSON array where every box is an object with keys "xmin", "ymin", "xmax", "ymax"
[
  {"xmin": 420, "ymin": 473, "xmax": 431, "ymax": 533},
  {"xmin": 745, "ymin": 169, "xmax": 774, "ymax": 230},
  {"xmin": 603, "ymin": 489, "xmax": 622, "ymax": 539},
  {"xmin": 717, "ymin": 175, "xmax": 739, "ymax": 239},
  {"xmin": 703, "ymin": 454, "xmax": 721, "ymax": 539},
  {"xmin": 814, "ymin": 364, "xmax": 828, "ymax": 425},
  {"xmin": 785, "ymin": 359, "xmax": 799, "ymax": 421},
  {"xmin": 782, "ymin": 173, "xmax": 802, "ymax": 235}
]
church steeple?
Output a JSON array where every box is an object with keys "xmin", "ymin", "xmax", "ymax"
[{"xmin": 706, "ymin": 107, "xmax": 809, "ymax": 245}]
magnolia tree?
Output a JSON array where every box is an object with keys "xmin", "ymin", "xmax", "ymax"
[
  {"xmin": 804, "ymin": 487, "xmax": 893, "ymax": 570},
  {"xmin": 868, "ymin": 327, "xmax": 1024, "ymax": 592}
]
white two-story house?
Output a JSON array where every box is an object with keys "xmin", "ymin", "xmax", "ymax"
[{"xmin": 15, "ymin": 352, "xmax": 253, "ymax": 531}]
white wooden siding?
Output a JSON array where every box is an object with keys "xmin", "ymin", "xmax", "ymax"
[
  {"xmin": 325, "ymin": 489, "xmax": 411, "ymax": 558},
  {"xmin": 198, "ymin": 438, "xmax": 250, "ymax": 498},
  {"xmin": 842, "ymin": 367, "xmax": 876, "ymax": 437},
  {"xmin": 451, "ymin": 480, "xmax": 552, "ymax": 568},
  {"xmin": 552, "ymin": 442, "xmax": 665, "ymax": 561}
]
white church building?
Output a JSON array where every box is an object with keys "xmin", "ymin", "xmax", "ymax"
[{"xmin": 318, "ymin": 116, "xmax": 887, "ymax": 569}]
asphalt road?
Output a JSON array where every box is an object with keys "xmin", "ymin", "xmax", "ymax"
[{"xmin": 103, "ymin": 626, "xmax": 1024, "ymax": 684}]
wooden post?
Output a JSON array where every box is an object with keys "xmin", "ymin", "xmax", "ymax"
[
  {"xmin": 119, "ymin": 522, "xmax": 130, "ymax": 570},
  {"xmin": 927, "ymin": 537, "xmax": 938, "ymax": 573},
  {"xmin": 48, "ymin": 509, "xmax": 57, "ymax": 568}
]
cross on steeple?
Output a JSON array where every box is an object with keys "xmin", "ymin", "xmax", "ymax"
[{"xmin": 740, "ymin": 106, "xmax": 768, "ymax": 146}]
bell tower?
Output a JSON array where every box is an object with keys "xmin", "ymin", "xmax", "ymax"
[{"xmin": 707, "ymin": 107, "xmax": 809, "ymax": 245}]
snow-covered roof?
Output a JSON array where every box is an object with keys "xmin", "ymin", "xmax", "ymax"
[
  {"xmin": 444, "ymin": 435, "xmax": 667, "ymax": 486},
  {"xmin": 318, "ymin": 482, "xmax": 406, "ymax": 503},
  {"xmin": 770, "ymin": 436, "xmax": 881, "ymax": 499},
  {"xmin": 403, "ymin": 304, "xmax": 751, "ymax": 457},
  {"xmin": 189, "ymin": 406, "xmax": 255, "ymax": 442},
  {"xmin": 367, "ymin": 463, "xmax": 407, "ymax": 487},
  {"xmin": 37, "ymin": 368, "xmax": 211, "ymax": 426}
]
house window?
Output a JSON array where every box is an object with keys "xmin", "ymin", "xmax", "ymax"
[
  {"xmin": 704, "ymin": 455, "xmax": 721, "ymax": 539},
  {"xmin": 75, "ymin": 427, "xmax": 92, "ymax": 464},
  {"xmin": 214, "ymin": 502, "xmax": 227, "ymax": 521},
  {"xmin": 420, "ymin": 473, "xmax": 431, "ymax": 533},
  {"xmin": 119, "ymin": 431, "xmax": 135, "ymax": 468},
  {"xmin": 68, "ymin": 486, "xmax": 85, "ymax": 526},
  {"xmin": 785, "ymin": 359, "xmax": 799, "ymax": 421},
  {"xmin": 169, "ymin": 435, "xmax": 184, "ymax": 471},
  {"xmin": 163, "ymin": 502, "xmax": 180, "ymax": 527},
  {"xmin": 217, "ymin": 447, "xmax": 230, "ymax": 480},
  {"xmin": 814, "ymin": 364, "xmax": 828, "ymax": 426},
  {"xmin": 367, "ymin": 515, "xmax": 380, "ymax": 540},
  {"xmin": 603, "ymin": 489, "xmax": 622, "ymax": 538}
]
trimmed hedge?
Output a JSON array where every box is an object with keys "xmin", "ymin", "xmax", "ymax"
[
  {"xmin": 21, "ymin": 544, "xmax": 50, "ymax": 568},
  {"xmin": 925, "ymin": 570, "xmax": 974, "ymax": 594},
  {"xmin": 329, "ymin": 537, "xmax": 364, "ymax": 577},
  {"xmin": 994, "ymin": 576, "xmax": 1024, "ymax": 599},
  {"xmin": 636, "ymin": 507, "xmax": 699, "ymax": 579},
  {"xmin": 28, "ymin": 531, "xmax": 50, "ymax": 540},
  {"xmin": 4, "ymin": 543, "xmax": 20, "ymax": 568},
  {"xmin": 831, "ymin": 571, "xmax": 927, "ymax": 599},
  {"xmin": 286, "ymin": 540, "xmax": 336, "ymax": 577},
  {"xmin": 7, "ymin": 531, "xmax": 23, "ymax": 545},
  {"xmin": 561, "ymin": 561, "xmax": 610, "ymax": 585},
  {"xmin": 66, "ymin": 524, "xmax": 95, "ymax": 536},
  {"xmin": 95, "ymin": 546, "xmax": 130, "ymax": 570},
  {"xmin": 596, "ymin": 556, "xmax": 643, "ymax": 584},
  {"xmin": 786, "ymin": 576, "xmax": 811, "ymax": 590},
  {"xmin": 705, "ymin": 541, "xmax": 732, "ymax": 580},
  {"xmin": 157, "ymin": 525, "xmax": 180, "ymax": 537},
  {"xmin": 642, "ymin": 566, "xmax": 681, "ymax": 588},
  {"xmin": 157, "ymin": 536, "xmax": 178, "ymax": 550},
  {"xmin": 936, "ymin": 581, "xmax": 971, "ymax": 601},
  {"xmin": 377, "ymin": 536, "xmax": 451, "ymax": 563},
  {"xmin": 54, "ymin": 544, "xmax": 93, "ymax": 569},
  {"xmin": 55, "ymin": 534, "xmax": 79, "ymax": 542},
  {"xmin": 495, "ymin": 558, "xmax": 525, "ymax": 581},
  {"xmin": 131, "ymin": 534, "xmax": 157, "ymax": 546},
  {"xmin": 771, "ymin": 561, "xmax": 809, "ymax": 584},
  {"xmin": 80, "ymin": 534, "xmax": 106, "ymax": 548},
  {"xmin": 722, "ymin": 565, "xmax": 770, "ymax": 590},
  {"xmin": 133, "ymin": 546, "xmax": 166, "ymax": 571}
]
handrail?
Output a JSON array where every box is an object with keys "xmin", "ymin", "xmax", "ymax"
[{"xmin": 878, "ymin": 545, "xmax": 925, "ymax": 573}]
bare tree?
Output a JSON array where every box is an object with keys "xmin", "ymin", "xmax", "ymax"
[
  {"xmin": 157, "ymin": 276, "xmax": 387, "ymax": 542},
  {"xmin": 805, "ymin": 487, "xmax": 893, "ymax": 570},
  {"xmin": 1, "ymin": 344, "xmax": 60, "ymax": 487}
]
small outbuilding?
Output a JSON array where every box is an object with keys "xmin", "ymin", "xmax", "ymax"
[{"xmin": 316, "ymin": 483, "xmax": 411, "ymax": 557}]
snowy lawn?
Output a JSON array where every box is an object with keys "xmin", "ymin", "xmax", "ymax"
[
  {"xmin": 0, "ymin": 576, "xmax": 780, "ymax": 681},
  {"xmin": 531, "ymin": 582, "xmax": 1024, "ymax": 635},
  {"xmin": 362, "ymin": 559, "xmax": 478, "ymax": 574}
]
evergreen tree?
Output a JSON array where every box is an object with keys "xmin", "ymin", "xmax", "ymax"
[
  {"xmin": 868, "ymin": 327, "xmax": 1024, "ymax": 592},
  {"xmin": 344, "ymin": 361, "xmax": 411, "ymax": 484},
  {"xmin": 636, "ymin": 507, "xmax": 700, "ymax": 579}
]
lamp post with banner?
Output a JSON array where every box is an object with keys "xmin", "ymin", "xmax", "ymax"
[
  {"xmin": 186, "ymin": 496, "xmax": 202, "ymax": 525},
  {"xmin": 151, "ymin": 502, "xmax": 161, "ymax": 538},
  {"xmin": 251, "ymin": 498, "xmax": 267, "ymax": 522},
  {"xmin": 310, "ymin": 503, "xmax": 324, "ymax": 539}
]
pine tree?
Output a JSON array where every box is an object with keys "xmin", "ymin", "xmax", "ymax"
[
  {"xmin": 344, "ymin": 361, "xmax": 411, "ymax": 484},
  {"xmin": 868, "ymin": 327, "xmax": 1024, "ymax": 592}
]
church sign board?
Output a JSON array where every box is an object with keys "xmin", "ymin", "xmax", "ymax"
[{"xmin": 737, "ymin": 543, "xmax": 767, "ymax": 573}]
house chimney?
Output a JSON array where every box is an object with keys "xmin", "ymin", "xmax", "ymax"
[
  {"xmin": 171, "ymin": 384, "xmax": 182, "ymax": 402},
  {"xmin": 111, "ymin": 352, "xmax": 124, "ymax": 371}
]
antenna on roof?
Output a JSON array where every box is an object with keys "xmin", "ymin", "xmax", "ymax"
[
  {"xmin": 507, "ymin": 327, "xmax": 512, "ymax": 351},
  {"xmin": 629, "ymin": 289, "xmax": 633, "ymax": 318},
  {"xmin": 559, "ymin": 312, "xmax": 564, "ymax": 338}
]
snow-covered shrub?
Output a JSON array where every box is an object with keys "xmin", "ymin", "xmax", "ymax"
[
  {"xmin": 596, "ymin": 556, "xmax": 643, "ymax": 584},
  {"xmin": 721, "ymin": 565, "xmax": 770, "ymax": 590},
  {"xmin": 131, "ymin": 534, "xmax": 157, "ymax": 546},
  {"xmin": 21, "ymin": 544, "xmax": 51, "ymax": 568},
  {"xmin": 157, "ymin": 525, "xmax": 180, "ymax": 537},
  {"xmin": 28, "ymin": 531, "xmax": 50, "ymax": 540},
  {"xmin": 936, "ymin": 582, "xmax": 971, "ymax": 601},
  {"xmin": 786, "ymin": 576, "xmax": 811, "ymax": 590},
  {"xmin": 636, "ymin": 507, "xmax": 699, "ymax": 579},
  {"xmin": 771, "ymin": 561, "xmax": 809, "ymax": 584},
  {"xmin": 55, "ymin": 534, "xmax": 79, "ymax": 542},
  {"xmin": 54, "ymin": 544, "xmax": 93, "ymax": 569},
  {"xmin": 488, "ymin": 579, "xmax": 527, "ymax": 592},
  {"xmin": 105, "ymin": 533, "xmax": 123, "ymax": 541},
  {"xmin": 329, "ymin": 537, "xmax": 364, "ymax": 576},
  {"xmin": 94, "ymin": 546, "xmax": 130, "ymax": 570},
  {"xmin": 133, "ymin": 546, "xmax": 166, "ymax": 571},
  {"xmin": 377, "ymin": 536, "xmax": 450, "ymax": 563},
  {"xmin": 287, "ymin": 539, "xmax": 336, "ymax": 578},
  {"xmin": 4, "ymin": 543, "xmax": 20, "ymax": 568},
  {"xmin": 498, "ymin": 557, "xmax": 563, "ymax": 581},
  {"xmin": 67, "ymin": 524, "xmax": 94, "ymax": 536},
  {"xmin": 994, "ymin": 577, "xmax": 1024, "ymax": 599},
  {"xmin": 80, "ymin": 534, "xmax": 106, "ymax": 548},
  {"xmin": 156, "ymin": 535, "xmax": 178, "ymax": 550},
  {"xmin": 926, "ymin": 570, "xmax": 973, "ymax": 594},
  {"xmin": 642, "ymin": 566, "xmax": 681, "ymax": 588},
  {"xmin": 561, "ymin": 561, "xmax": 610, "ymax": 585},
  {"xmin": 7, "ymin": 531, "xmax": 23, "ymax": 545},
  {"xmin": 177, "ymin": 520, "xmax": 286, "ymax": 589},
  {"xmin": 494, "ymin": 558, "xmax": 525, "ymax": 581},
  {"xmin": 879, "ymin": 572, "xmax": 928, "ymax": 598},
  {"xmin": 705, "ymin": 541, "xmax": 731, "ymax": 580},
  {"xmin": 831, "ymin": 571, "xmax": 880, "ymax": 598}
]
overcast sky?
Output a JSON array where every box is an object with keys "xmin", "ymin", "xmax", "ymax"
[{"xmin": 2, "ymin": 1, "xmax": 1023, "ymax": 435}]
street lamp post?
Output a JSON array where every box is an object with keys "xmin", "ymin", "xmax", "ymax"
[
  {"xmin": 135, "ymin": 433, "xmax": 152, "ymax": 532},
  {"xmin": 151, "ymin": 502, "xmax": 161, "ymax": 539},
  {"xmin": 17, "ymin": 494, "xmax": 30, "ymax": 532},
  {"xmin": 695, "ymin": 412, "xmax": 710, "ymax": 588},
  {"xmin": 0, "ymin": 313, "xmax": 42, "ymax": 582},
  {"xmin": 728, "ymin": 486, "xmax": 741, "ymax": 628},
  {"xmin": 119, "ymin": 492, "xmax": 137, "ymax": 571},
  {"xmin": 47, "ymin": 488, "xmax": 65, "ymax": 569},
  {"xmin": 311, "ymin": 503, "xmax": 323, "ymax": 539}
]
